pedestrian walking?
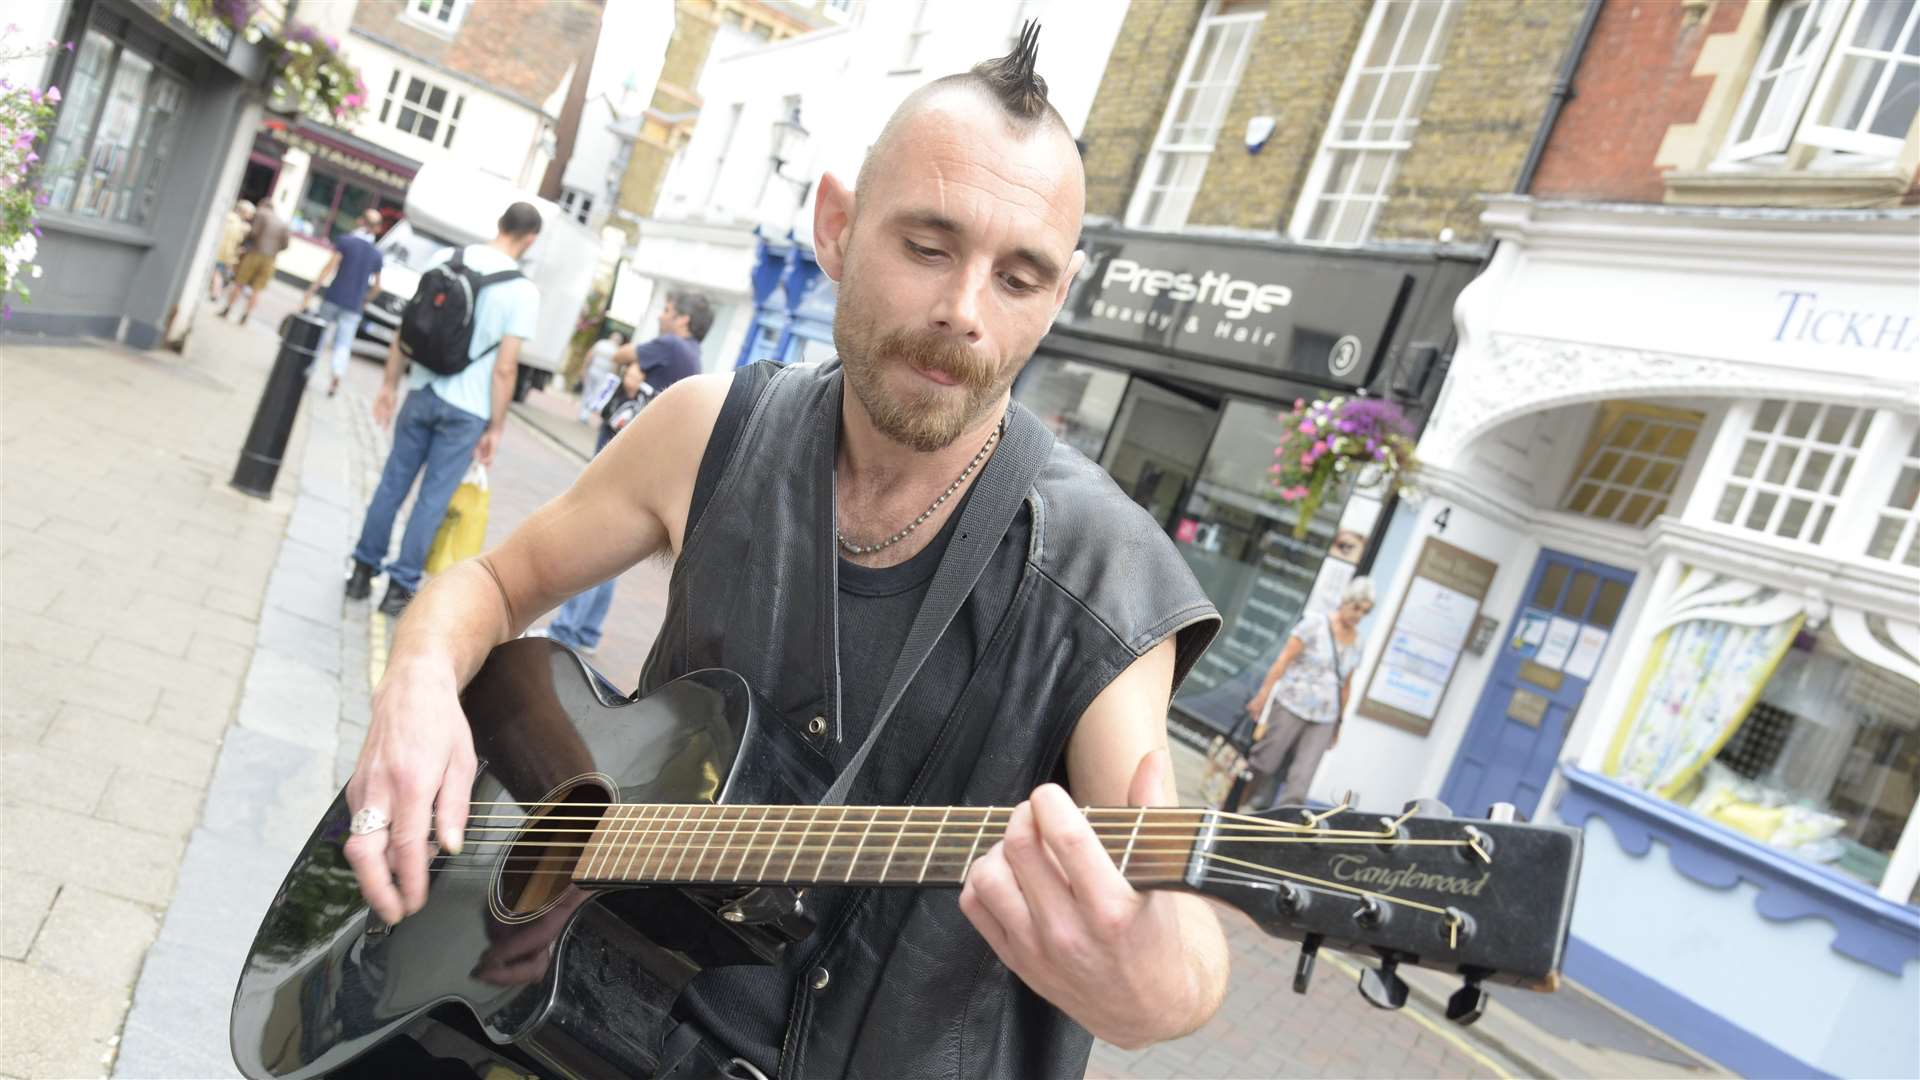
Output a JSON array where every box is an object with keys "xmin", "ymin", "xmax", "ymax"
[
  {"xmin": 220, "ymin": 201, "xmax": 290, "ymax": 326},
  {"xmin": 1242, "ymin": 577, "xmax": 1375, "ymax": 809},
  {"xmin": 344, "ymin": 202, "xmax": 543, "ymax": 617},
  {"xmin": 611, "ymin": 291, "xmax": 709, "ymax": 391},
  {"xmin": 575, "ymin": 329, "xmax": 625, "ymax": 423},
  {"xmin": 540, "ymin": 291, "xmax": 710, "ymax": 651},
  {"xmin": 208, "ymin": 199, "xmax": 253, "ymax": 301},
  {"xmin": 299, "ymin": 209, "xmax": 386, "ymax": 398}
]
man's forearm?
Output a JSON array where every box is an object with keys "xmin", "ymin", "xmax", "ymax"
[
  {"xmin": 383, "ymin": 558, "xmax": 515, "ymax": 692},
  {"xmin": 381, "ymin": 338, "xmax": 407, "ymax": 391},
  {"xmin": 489, "ymin": 357, "xmax": 515, "ymax": 432}
]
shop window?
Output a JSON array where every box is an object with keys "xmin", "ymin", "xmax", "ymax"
[
  {"xmin": 898, "ymin": 0, "xmax": 934, "ymax": 71},
  {"xmin": 1560, "ymin": 403, "xmax": 1705, "ymax": 527},
  {"xmin": 404, "ymin": 0, "xmax": 467, "ymax": 35},
  {"xmin": 381, "ymin": 71, "xmax": 463, "ymax": 149},
  {"xmin": 292, "ymin": 173, "xmax": 386, "ymax": 244},
  {"xmin": 1608, "ymin": 573, "xmax": 1919, "ymax": 890},
  {"xmin": 1291, "ymin": 0, "xmax": 1458, "ymax": 246},
  {"xmin": 1866, "ymin": 428, "xmax": 1920, "ymax": 567},
  {"xmin": 1011, "ymin": 356, "xmax": 1128, "ymax": 462},
  {"xmin": 559, "ymin": 188, "xmax": 594, "ymax": 225},
  {"xmin": 1720, "ymin": 0, "xmax": 1919, "ymax": 165},
  {"xmin": 1126, "ymin": 0, "xmax": 1266, "ymax": 231},
  {"xmin": 1713, "ymin": 399, "xmax": 1871, "ymax": 544},
  {"xmin": 41, "ymin": 28, "xmax": 190, "ymax": 228},
  {"xmin": 1163, "ymin": 398, "xmax": 1351, "ymax": 734}
]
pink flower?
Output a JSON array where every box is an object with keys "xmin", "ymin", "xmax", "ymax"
[
  {"xmin": 1301, "ymin": 453, "xmax": 1314, "ymax": 466},
  {"xmin": 1312, "ymin": 440, "xmax": 1328, "ymax": 455},
  {"xmin": 1298, "ymin": 420, "xmax": 1314, "ymax": 434},
  {"xmin": 45, "ymin": 86, "xmax": 60, "ymax": 103}
]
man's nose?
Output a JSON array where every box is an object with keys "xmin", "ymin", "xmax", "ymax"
[{"xmin": 928, "ymin": 265, "xmax": 986, "ymax": 344}]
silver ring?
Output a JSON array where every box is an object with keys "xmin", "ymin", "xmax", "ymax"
[{"xmin": 349, "ymin": 807, "xmax": 391, "ymax": 835}]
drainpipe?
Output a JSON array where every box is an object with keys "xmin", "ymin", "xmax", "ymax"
[{"xmin": 1514, "ymin": 0, "xmax": 1604, "ymax": 194}]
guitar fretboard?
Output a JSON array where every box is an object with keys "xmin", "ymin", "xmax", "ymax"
[{"xmin": 570, "ymin": 804, "xmax": 1204, "ymax": 888}]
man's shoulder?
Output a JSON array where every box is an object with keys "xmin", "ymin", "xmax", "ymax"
[{"xmin": 1025, "ymin": 431, "xmax": 1219, "ymax": 657}]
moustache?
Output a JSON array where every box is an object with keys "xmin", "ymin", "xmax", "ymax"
[{"xmin": 875, "ymin": 328, "xmax": 996, "ymax": 391}]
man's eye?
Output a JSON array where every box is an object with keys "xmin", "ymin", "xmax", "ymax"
[
  {"xmin": 1000, "ymin": 273, "xmax": 1037, "ymax": 295},
  {"xmin": 905, "ymin": 240, "xmax": 942, "ymax": 260}
]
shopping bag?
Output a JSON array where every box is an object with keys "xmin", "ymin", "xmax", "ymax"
[
  {"xmin": 425, "ymin": 464, "xmax": 490, "ymax": 574},
  {"xmin": 1199, "ymin": 733, "xmax": 1253, "ymax": 810}
]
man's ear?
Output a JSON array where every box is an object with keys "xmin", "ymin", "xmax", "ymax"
[{"xmin": 813, "ymin": 172, "xmax": 854, "ymax": 282}]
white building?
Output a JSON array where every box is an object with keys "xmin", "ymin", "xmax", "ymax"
[{"xmin": 613, "ymin": 0, "xmax": 1127, "ymax": 372}]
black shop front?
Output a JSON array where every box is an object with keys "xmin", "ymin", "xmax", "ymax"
[{"xmin": 1012, "ymin": 225, "xmax": 1481, "ymax": 745}]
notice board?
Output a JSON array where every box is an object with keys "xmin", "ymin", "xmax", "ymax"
[{"xmin": 1357, "ymin": 538, "xmax": 1498, "ymax": 736}]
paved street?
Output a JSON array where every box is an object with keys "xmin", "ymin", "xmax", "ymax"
[{"xmin": 2, "ymin": 287, "xmax": 1711, "ymax": 1078}]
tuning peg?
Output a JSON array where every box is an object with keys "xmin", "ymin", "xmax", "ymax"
[
  {"xmin": 1402, "ymin": 797, "xmax": 1452, "ymax": 818},
  {"xmin": 1447, "ymin": 974, "xmax": 1489, "ymax": 1026},
  {"xmin": 1487, "ymin": 802, "xmax": 1520, "ymax": 823},
  {"xmin": 1292, "ymin": 932, "xmax": 1323, "ymax": 994},
  {"xmin": 1358, "ymin": 955, "xmax": 1409, "ymax": 1011},
  {"xmin": 1273, "ymin": 882, "xmax": 1310, "ymax": 918}
]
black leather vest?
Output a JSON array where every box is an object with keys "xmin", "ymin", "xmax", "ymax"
[{"xmin": 640, "ymin": 362, "xmax": 1220, "ymax": 1079}]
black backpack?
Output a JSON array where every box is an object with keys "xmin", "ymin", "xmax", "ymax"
[{"xmin": 397, "ymin": 249, "xmax": 523, "ymax": 377}]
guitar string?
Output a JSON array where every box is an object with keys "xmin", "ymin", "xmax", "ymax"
[
  {"xmin": 413, "ymin": 848, "xmax": 1470, "ymax": 939},
  {"xmin": 437, "ymin": 807, "xmax": 1413, "ymax": 840},
  {"xmin": 454, "ymin": 801, "xmax": 1364, "ymax": 835}
]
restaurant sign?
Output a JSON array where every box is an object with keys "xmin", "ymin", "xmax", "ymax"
[{"xmin": 1057, "ymin": 228, "xmax": 1412, "ymax": 387}]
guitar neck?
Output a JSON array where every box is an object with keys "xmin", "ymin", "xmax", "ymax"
[{"xmin": 570, "ymin": 804, "xmax": 1203, "ymax": 889}]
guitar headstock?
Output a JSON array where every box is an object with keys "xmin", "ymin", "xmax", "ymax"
[{"xmin": 1185, "ymin": 797, "xmax": 1581, "ymax": 1023}]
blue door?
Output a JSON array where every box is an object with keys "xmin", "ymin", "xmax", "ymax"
[{"xmin": 1439, "ymin": 550, "xmax": 1635, "ymax": 820}]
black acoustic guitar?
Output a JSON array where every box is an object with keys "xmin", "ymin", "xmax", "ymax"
[{"xmin": 230, "ymin": 639, "xmax": 1582, "ymax": 1079}]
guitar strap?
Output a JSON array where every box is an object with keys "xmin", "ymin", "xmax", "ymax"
[{"xmin": 819, "ymin": 403, "xmax": 1054, "ymax": 806}]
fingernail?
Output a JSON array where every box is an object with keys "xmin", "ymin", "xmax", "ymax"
[{"xmin": 447, "ymin": 834, "xmax": 462, "ymax": 856}]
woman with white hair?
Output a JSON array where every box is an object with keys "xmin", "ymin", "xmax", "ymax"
[{"xmin": 1242, "ymin": 576, "xmax": 1376, "ymax": 809}]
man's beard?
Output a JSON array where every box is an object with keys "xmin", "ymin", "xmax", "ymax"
[{"xmin": 835, "ymin": 290, "xmax": 1020, "ymax": 453}]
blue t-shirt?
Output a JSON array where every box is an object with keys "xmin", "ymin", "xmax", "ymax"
[
  {"xmin": 321, "ymin": 231, "xmax": 384, "ymax": 311},
  {"xmin": 637, "ymin": 334, "xmax": 701, "ymax": 391},
  {"xmin": 407, "ymin": 244, "xmax": 540, "ymax": 423}
]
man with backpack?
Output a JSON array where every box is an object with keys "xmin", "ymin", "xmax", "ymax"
[{"xmin": 345, "ymin": 202, "xmax": 543, "ymax": 617}]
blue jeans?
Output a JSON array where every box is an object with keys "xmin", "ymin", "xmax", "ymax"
[
  {"xmin": 317, "ymin": 299, "xmax": 364, "ymax": 379},
  {"xmin": 549, "ymin": 580, "xmax": 615, "ymax": 650},
  {"xmin": 352, "ymin": 388, "xmax": 487, "ymax": 592}
]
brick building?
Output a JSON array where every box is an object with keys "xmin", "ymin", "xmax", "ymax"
[
  {"xmin": 1313, "ymin": 3, "xmax": 1920, "ymax": 1077},
  {"xmin": 1032, "ymin": 0, "xmax": 1592, "ymax": 747}
]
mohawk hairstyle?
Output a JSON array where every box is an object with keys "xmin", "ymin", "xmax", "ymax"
[{"xmin": 970, "ymin": 20, "xmax": 1050, "ymax": 123}]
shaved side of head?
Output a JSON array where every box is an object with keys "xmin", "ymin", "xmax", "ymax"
[{"xmin": 856, "ymin": 22, "xmax": 1083, "ymax": 205}]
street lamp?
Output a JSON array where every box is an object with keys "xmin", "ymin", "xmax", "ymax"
[{"xmin": 769, "ymin": 102, "xmax": 810, "ymax": 186}]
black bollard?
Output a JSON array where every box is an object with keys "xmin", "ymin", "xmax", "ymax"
[{"xmin": 230, "ymin": 312, "xmax": 326, "ymax": 499}]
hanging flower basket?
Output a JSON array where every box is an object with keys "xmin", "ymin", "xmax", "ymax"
[
  {"xmin": 267, "ymin": 23, "xmax": 367, "ymax": 125},
  {"xmin": 1, "ymin": 31, "xmax": 69, "ymax": 319},
  {"xmin": 1268, "ymin": 395, "xmax": 1422, "ymax": 538},
  {"xmin": 183, "ymin": 0, "xmax": 258, "ymax": 33}
]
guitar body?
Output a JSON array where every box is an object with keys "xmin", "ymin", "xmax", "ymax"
[{"xmin": 230, "ymin": 639, "xmax": 818, "ymax": 1080}]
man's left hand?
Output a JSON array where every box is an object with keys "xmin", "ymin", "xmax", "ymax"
[
  {"xmin": 959, "ymin": 751, "xmax": 1200, "ymax": 1050},
  {"xmin": 474, "ymin": 428, "xmax": 501, "ymax": 466}
]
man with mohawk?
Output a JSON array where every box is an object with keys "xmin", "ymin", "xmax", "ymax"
[{"xmin": 342, "ymin": 25, "xmax": 1228, "ymax": 1079}]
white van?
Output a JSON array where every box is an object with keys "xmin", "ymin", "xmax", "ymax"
[{"xmin": 355, "ymin": 162, "xmax": 598, "ymax": 401}]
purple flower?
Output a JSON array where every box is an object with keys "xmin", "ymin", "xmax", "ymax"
[
  {"xmin": 1298, "ymin": 420, "xmax": 1314, "ymax": 434},
  {"xmin": 23, "ymin": 151, "xmax": 36, "ymax": 164}
]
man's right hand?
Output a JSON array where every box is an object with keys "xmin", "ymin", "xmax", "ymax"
[
  {"xmin": 372, "ymin": 386, "xmax": 396, "ymax": 429},
  {"xmin": 344, "ymin": 659, "xmax": 479, "ymax": 925}
]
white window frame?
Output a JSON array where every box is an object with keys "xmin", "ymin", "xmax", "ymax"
[
  {"xmin": 1720, "ymin": 0, "xmax": 1920, "ymax": 164},
  {"xmin": 1797, "ymin": 0, "xmax": 1920, "ymax": 156},
  {"xmin": 1721, "ymin": 0, "xmax": 1848, "ymax": 160},
  {"xmin": 1288, "ymin": 0, "xmax": 1457, "ymax": 246},
  {"xmin": 1124, "ymin": 0, "xmax": 1266, "ymax": 231},
  {"xmin": 379, "ymin": 69, "xmax": 465, "ymax": 150},
  {"xmin": 402, "ymin": 0, "xmax": 468, "ymax": 36},
  {"xmin": 898, "ymin": 0, "xmax": 934, "ymax": 73}
]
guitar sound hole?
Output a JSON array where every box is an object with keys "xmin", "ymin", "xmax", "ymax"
[{"xmin": 495, "ymin": 777, "xmax": 614, "ymax": 919}]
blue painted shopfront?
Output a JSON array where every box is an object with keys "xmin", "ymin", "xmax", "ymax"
[{"xmin": 737, "ymin": 229, "xmax": 838, "ymax": 367}]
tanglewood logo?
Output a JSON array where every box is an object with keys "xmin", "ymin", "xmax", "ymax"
[{"xmin": 1330, "ymin": 854, "xmax": 1490, "ymax": 897}]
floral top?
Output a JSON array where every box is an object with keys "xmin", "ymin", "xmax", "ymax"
[{"xmin": 1268, "ymin": 613, "xmax": 1361, "ymax": 724}]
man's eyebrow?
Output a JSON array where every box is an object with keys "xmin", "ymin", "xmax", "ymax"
[{"xmin": 891, "ymin": 210, "xmax": 1062, "ymax": 284}]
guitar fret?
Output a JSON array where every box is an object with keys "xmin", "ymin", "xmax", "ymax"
[
  {"xmin": 814, "ymin": 806, "xmax": 850, "ymax": 881},
  {"xmin": 614, "ymin": 803, "xmax": 654, "ymax": 883},
  {"xmin": 844, "ymin": 807, "xmax": 879, "ymax": 883},
  {"xmin": 671, "ymin": 805, "xmax": 710, "ymax": 882},
  {"xmin": 962, "ymin": 808, "xmax": 993, "ymax": 879},
  {"xmin": 1119, "ymin": 806, "xmax": 1147, "ymax": 875},
  {"xmin": 882, "ymin": 807, "xmax": 920, "ymax": 884},
  {"xmin": 640, "ymin": 805, "xmax": 687, "ymax": 882},
  {"xmin": 581, "ymin": 804, "xmax": 616, "ymax": 880},
  {"xmin": 915, "ymin": 807, "xmax": 952, "ymax": 884},
  {"xmin": 758, "ymin": 806, "xmax": 791, "ymax": 882},
  {"xmin": 785, "ymin": 806, "xmax": 822, "ymax": 883},
  {"xmin": 730, "ymin": 805, "xmax": 766, "ymax": 884}
]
